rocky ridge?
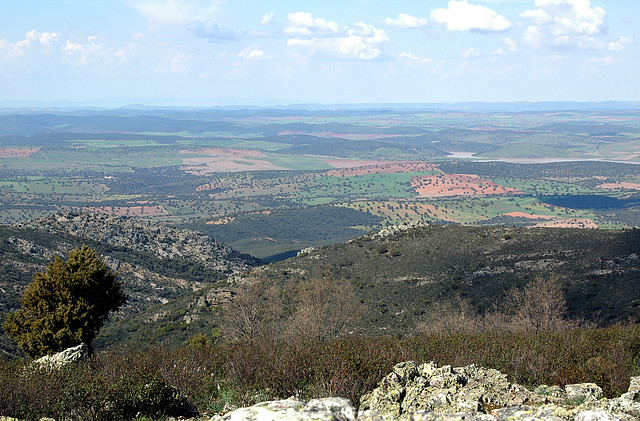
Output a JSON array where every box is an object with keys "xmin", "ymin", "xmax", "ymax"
[
  {"xmin": 211, "ymin": 362, "xmax": 640, "ymax": 421},
  {"xmin": 15, "ymin": 212, "xmax": 260, "ymax": 273},
  {"xmin": 0, "ymin": 212, "xmax": 260, "ymax": 355}
]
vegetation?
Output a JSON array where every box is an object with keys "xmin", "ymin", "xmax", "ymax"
[
  {"xmin": 1, "ymin": 324, "xmax": 639, "ymax": 420},
  {"xmin": 2, "ymin": 246, "xmax": 126, "ymax": 357},
  {"xmin": 1, "ymin": 108, "xmax": 639, "ymax": 258}
]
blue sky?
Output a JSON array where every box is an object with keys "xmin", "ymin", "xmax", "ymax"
[{"xmin": 1, "ymin": 0, "xmax": 638, "ymax": 106}]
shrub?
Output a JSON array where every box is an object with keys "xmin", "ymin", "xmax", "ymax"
[{"xmin": 3, "ymin": 245, "xmax": 126, "ymax": 357}]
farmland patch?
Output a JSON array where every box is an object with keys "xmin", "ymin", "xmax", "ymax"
[{"xmin": 412, "ymin": 174, "xmax": 522, "ymax": 197}]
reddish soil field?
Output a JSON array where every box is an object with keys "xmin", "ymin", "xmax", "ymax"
[
  {"xmin": 503, "ymin": 212, "xmax": 555, "ymax": 220},
  {"xmin": 412, "ymin": 174, "xmax": 522, "ymax": 197},
  {"xmin": 79, "ymin": 205, "xmax": 168, "ymax": 216},
  {"xmin": 0, "ymin": 148, "xmax": 39, "ymax": 157},
  {"xmin": 180, "ymin": 148, "xmax": 286, "ymax": 174},
  {"xmin": 327, "ymin": 161, "xmax": 441, "ymax": 177}
]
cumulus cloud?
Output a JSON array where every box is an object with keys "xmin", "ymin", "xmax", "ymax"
[
  {"xmin": 285, "ymin": 12, "xmax": 340, "ymax": 37},
  {"xmin": 397, "ymin": 52, "xmax": 439, "ymax": 65},
  {"xmin": 64, "ymin": 36, "xmax": 127, "ymax": 66},
  {"xmin": 521, "ymin": 0, "xmax": 626, "ymax": 50},
  {"xmin": 0, "ymin": 30, "xmax": 60, "ymax": 61},
  {"xmin": 134, "ymin": 0, "xmax": 219, "ymax": 24},
  {"xmin": 383, "ymin": 13, "xmax": 428, "ymax": 28},
  {"xmin": 493, "ymin": 37, "xmax": 518, "ymax": 55},
  {"xmin": 462, "ymin": 47, "xmax": 481, "ymax": 58},
  {"xmin": 260, "ymin": 12, "xmax": 274, "ymax": 25},
  {"xmin": 188, "ymin": 20, "xmax": 236, "ymax": 42},
  {"xmin": 237, "ymin": 45, "xmax": 267, "ymax": 60},
  {"xmin": 430, "ymin": 0, "xmax": 512, "ymax": 32},
  {"xmin": 285, "ymin": 13, "xmax": 389, "ymax": 60}
]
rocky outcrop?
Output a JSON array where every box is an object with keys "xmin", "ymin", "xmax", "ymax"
[
  {"xmin": 16, "ymin": 212, "xmax": 260, "ymax": 273},
  {"xmin": 208, "ymin": 362, "xmax": 640, "ymax": 421},
  {"xmin": 359, "ymin": 361, "xmax": 640, "ymax": 421},
  {"xmin": 359, "ymin": 361, "xmax": 545, "ymax": 417},
  {"xmin": 33, "ymin": 343, "xmax": 88, "ymax": 370},
  {"xmin": 209, "ymin": 397, "xmax": 356, "ymax": 421}
]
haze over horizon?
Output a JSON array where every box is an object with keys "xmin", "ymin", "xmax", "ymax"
[{"xmin": 1, "ymin": 0, "xmax": 639, "ymax": 107}]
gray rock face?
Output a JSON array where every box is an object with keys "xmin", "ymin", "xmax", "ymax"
[
  {"xmin": 359, "ymin": 361, "xmax": 544, "ymax": 417},
  {"xmin": 33, "ymin": 343, "xmax": 88, "ymax": 370},
  {"xmin": 565, "ymin": 384, "xmax": 603, "ymax": 404},
  {"xmin": 207, "ymin": 363, "xmax": 640, "ymax": 421},
  {"xmin": 209, "ymin": 397, "xmax": 356, "ymax": 421}
]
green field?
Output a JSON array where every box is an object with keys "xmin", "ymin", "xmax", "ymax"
[{"xmin": 1, "ymin": 107, "xmax": 639, "ymax": 257}]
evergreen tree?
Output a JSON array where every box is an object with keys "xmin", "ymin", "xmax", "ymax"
[{"xmin": 2, "ymin": 245, "xmax": 126, "ymax": 358}]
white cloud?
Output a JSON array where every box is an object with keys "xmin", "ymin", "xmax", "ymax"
[
  {"xmin": 493, "ymin": 37, "xmax": 518, "ymax": 55},
  {"xmin": 237, "ymin": 45, "xmax": 267, "ymax": 60},
  {"xmin": 462, "ymin": 47, "xmax": 481, "ymax": 58},
  {"xmin": 260, "ymin": 12, "xmax": 274, "ymax": 25},
  {"xmin": 430, "ymin": 0, "xmax": 512, "ymax": 32},
  {"xmin": 188, "ymin": 20, "xmax": 236, "ymax": 42},
  {"xmin": 585, "ymin": 55, "xmax": 622, "ymax": 65},
  {"xmin": 64, "ymin": 36, "xmax": 127, "ymax": 66},
  {"xmin": 0, "ymin": 30, "xmax": 60, "ymax": 61},
  {"xmin": 520, "ymin": 0, "xmax": 624, "ymax": 50},
  {"xmin": 383, "ymin": 13, "xmax": 428, "ymax": 28},
  {"xmin": 135, "ymin": 0, "xmax": 219, "ymax": 24},
  {"xmin": 285, "ymin": 14, "xmax": 389, "ymax": 60},
  {"xmin": 285, "ymin": 12, "xmax": 340, "ymax": 37},
  {"xmin": 398, "ymin": 52, "xmax": 437, "ymax": 65}
]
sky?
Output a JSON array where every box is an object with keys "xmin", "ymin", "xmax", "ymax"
[{"xmin": 1, "ymin": 0, "xmax": 639, "ymax": 106}]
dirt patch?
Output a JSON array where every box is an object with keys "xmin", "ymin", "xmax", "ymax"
[
  {"xmin": 79, "ymin": 206, "xmax": 168, "ymax": 216},
  {"xmin": 597, "ymin": 182, "xmax": 640, "ymax": 191},
  {"xmin": 412, "ymin": 174, "xmax": 522, "ymax": 197},
  {"xmin": 0, "ymin": 148, "xmax": 39, "ymax": 158},
  {"xmin": 533, "ymin": 218, "xmax": 598, "ymax": 228},
  {"xmin": 180, "ymin": 148, "xmax": 286, "ymax": 174},
  {"xmin": 207, "ymin": 217, "xmax": 235, "ymax": 225},
  {"xmin": 327, "ymin": 161, "xmax": 441, "ymax": 177},
  {"xmin": 503, "ymin": 212, "xmax": 555, "ymax": 220}
]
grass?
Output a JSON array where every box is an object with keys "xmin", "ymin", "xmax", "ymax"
[
  {"xmin": 263, "ymin": 154, "xmax": 333, "ymax": 171},
  {"xmin": 0, "ymin": 179, "xmax": 109, "ymax": 195},
  {"xmin": 490, "ymin": 178, "xmax": 600, "ymax": 195}
]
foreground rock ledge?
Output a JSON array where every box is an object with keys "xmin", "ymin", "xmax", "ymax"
[{"xmin": 211, "ymin": 362, "xmax": 640, "ymax": 421}]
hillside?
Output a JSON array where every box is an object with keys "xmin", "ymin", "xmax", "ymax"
[
  {"xmin": 0, "ymin": 212, "xmax": 260, "ymax": 356},
  {"xmin": 104, "ymin": 222, "xmax": 640, "ymax": 347}
]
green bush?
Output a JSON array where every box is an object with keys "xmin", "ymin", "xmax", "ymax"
[{"xmin": 3, "ymin": 245, "xmax": 126, "ymax": 357}]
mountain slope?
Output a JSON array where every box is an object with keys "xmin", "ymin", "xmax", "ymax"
[
  {"xmin": 0, "ymin": 212, "xmax": 260, "ymax": 355},
  {"xmin": 114, "ymin": 222, "xmax": 640, "ymax": 347}
]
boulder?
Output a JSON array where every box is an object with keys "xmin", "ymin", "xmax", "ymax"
[
  {"xmin": 33, "ymin": 343, "xmax": 88, "ymax": 370},
  {"xmin": 209, "ymin": 397, "xmax": 356, "ymax": 421},
  {"xmin": 359, "ymin": 361, "xmax": 544, "ymax": 417},
  {"xmin": 565, "ymin": 384, "xmax": 603, "ymax": 404}
]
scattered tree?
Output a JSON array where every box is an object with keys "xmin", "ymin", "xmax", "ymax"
[
  {"xmin": 2, "ymin": 245, "xmax": 126, "ymax": 358},
  {"xmin": 221, "ymin": 281, "xmax": 284, "ymax": 342},
  {"xmin": 285, "ymin": 278, "xmax": 365, "ymax": 341},
  {"xmin": 508, "ymin": 274, "xmax": 575, "ymax": 333}
]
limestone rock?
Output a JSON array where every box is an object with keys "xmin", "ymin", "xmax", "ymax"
[
  {"xmin": 572, "ymin": 410, "xmax": 620, "ymax": 421},
  {"xmin": 359, "ymin": 361, "xmax": 543, "ymax": 417},
  {"xmin": 210, "ymin": 397, "xmax": 356, "ymax": 421},
  {"xmin": 33, "ymin": 343, "xmax": 88, "ymax": 370},
  {"xmin": 565, "ymin": 384, "xmax": 603, "ymax": 404}
]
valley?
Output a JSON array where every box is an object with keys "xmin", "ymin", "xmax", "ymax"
[{"xmin": 1, "ymin": 107, "xmax": 639, "ymax": 260}]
